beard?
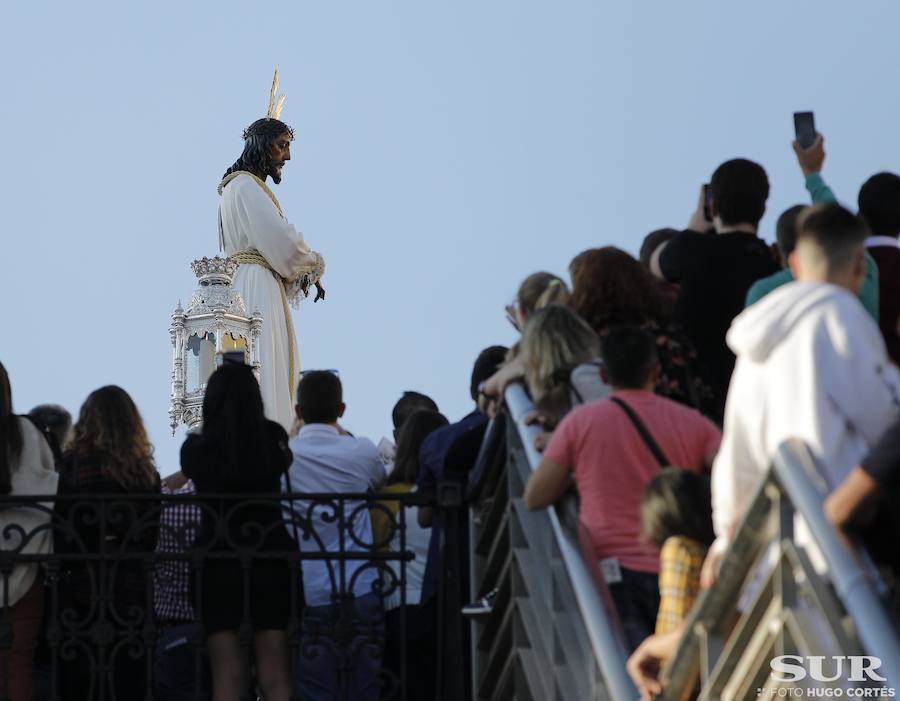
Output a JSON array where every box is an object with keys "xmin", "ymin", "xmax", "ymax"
[{"xmin": 269, "ymin": 161, "xmax": 285, "ymax": 185}]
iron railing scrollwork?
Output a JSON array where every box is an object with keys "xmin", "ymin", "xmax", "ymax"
[{"xmin": 0, "ymin": 489, "xmax": 441, "ymax": 701}]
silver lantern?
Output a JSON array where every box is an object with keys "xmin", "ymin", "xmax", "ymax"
[{"xmin": 169, "ymin": 256, "xmax": 262, "ymax": 432}]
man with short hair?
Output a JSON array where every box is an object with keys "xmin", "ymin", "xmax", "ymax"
[
  {"xmin": 285, "ymin": 370, "xmax": 386, "ymax": 701},
  {"xmin": 392, "ymin": 391, "xmax": 439, "ymax": 438},
  {"xmin": 651, "ymin": 159, "xmax": 780, "ymax": 418},
  {"xmin": 743, "ymin": 204, "xmax": 806, "ymax": 301},
  {"xmin": 524, "ymin": 326, "xmax": 720, "ymax": 650},
  {"xmin": 709, "ymin": 203, "xmax": 900, "ymax": 573}
]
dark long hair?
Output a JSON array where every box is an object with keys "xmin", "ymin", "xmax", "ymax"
[
  {"xmin": 222, "ymin": 118, "xmax": 294, "ymax": 181},
  {"xmin": 388, "ymin": 410, "xmax": 449, "ymax": 486},
  {"xmin": 68, "ymin": 385, "xmax": 157, "ymax": 488},
  {"xmin": 200, "ymin": 364, "xmax": 269, "ymax": 480},
  {"xmin": 0, "ymin": 362, "xmax": 23, "ymax": 495},
  {"xmin": 640, "ymin": 469, "xmax": 715, "ymax": 549},
  {"xmin": 570, "ymin": 247, "xmax": 670, "ymax": 333}
]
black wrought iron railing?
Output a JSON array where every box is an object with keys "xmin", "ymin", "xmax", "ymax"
[{"xmin": 0, "ymin": 489, "xmax": 454, "ymax": 701}]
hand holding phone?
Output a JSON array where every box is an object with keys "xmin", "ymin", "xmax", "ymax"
[
  {"xmin": 792, "ymin": 112, "xmax": 825, "ymax": 176},
  {"xmin": 688, "ymin": 183, "xmax": 715, "ymax": 232},
  {"xmin": 793, "ymin": 111, "xmax": 816, "ymax": 149}
]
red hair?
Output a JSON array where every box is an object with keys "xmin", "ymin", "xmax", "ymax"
[{"xmin": 569, "ymin": 247, "xmax": 670, "ymax": 333}]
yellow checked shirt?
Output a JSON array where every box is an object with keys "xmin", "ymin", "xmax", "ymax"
[{"xmin": 655, "ymin": 536, "xmax": 707, "ymax": 634}]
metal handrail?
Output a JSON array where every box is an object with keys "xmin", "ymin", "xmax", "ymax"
[
  {"xmin": 773, "ymin": 438, "xmax": 900, "ymax": 690},
  {"xmin": 504, "ymin": 382, "xmax": 638, "ymax": 700},
  {"xmin": 660, "ymin": 438, "xmax": 900, "ymax": 698}
]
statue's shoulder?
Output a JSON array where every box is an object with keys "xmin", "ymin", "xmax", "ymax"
[{"xmin": 218, "ymin": 171, "xmax": 256, "ymax": 199}]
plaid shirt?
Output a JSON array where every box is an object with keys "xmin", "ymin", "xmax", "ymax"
[
  {"xmin": 655, "ymin": 536, "xmax": 707, "ymax": 634},
  {"xmin": 153, "ymin": 479, "xmax": 201, "ymax": 622}
]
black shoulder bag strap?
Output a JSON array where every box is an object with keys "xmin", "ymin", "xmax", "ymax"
[{"xmin": 610, "ymin": 397, "xmax": 670, "ymax": 468}]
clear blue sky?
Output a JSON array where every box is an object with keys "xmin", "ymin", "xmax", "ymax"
[{"xmin": 4, "ymin": 1, "xmax": 899, "ymax": 474}]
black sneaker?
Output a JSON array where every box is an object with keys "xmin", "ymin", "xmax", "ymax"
[{"xmin": 462, "ymin": 589, "xmax": 498, "ymax": 617}]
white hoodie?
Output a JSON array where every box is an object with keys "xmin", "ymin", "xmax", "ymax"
[{"xmin": 711, "ymin": 281, "xmax": 900, "ymax": 549}]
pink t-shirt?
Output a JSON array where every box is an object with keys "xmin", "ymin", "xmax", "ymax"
[{"xmin": 543, "ymin": 389, "xmax": 721, "ymax": 573}]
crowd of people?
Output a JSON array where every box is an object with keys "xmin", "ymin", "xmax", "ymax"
[
  {"xmin": 504, "ymin": 133, "xmax": 900, "ymax": 699},
  {"xmin": 2, "ymin": 129, "xmax": 900, "ymax": 701},
  {"xmin": 0, "ymin": 349, "xmax": 506, "ymax": 700}
]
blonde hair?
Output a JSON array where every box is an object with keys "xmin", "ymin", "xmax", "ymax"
[
  {"xmin": 517, "ymin": 272, "xmax": 570, "ymax": 319},
  {"xmin": 520, "ymin": 305, "xmax": 599, "ymax": 403}
]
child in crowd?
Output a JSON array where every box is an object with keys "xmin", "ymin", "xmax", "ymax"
[{"xmin": 640, "ymin": 469, "xmax": 715, "ymax": 634}]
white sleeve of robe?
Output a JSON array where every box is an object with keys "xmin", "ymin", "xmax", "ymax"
[{"xmin": 224, "ymin": 175, "xmax": 324, "ymax": 281}]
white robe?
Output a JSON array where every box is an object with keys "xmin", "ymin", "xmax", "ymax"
[
  {"xmin": 219, "ymin": 173, "xmax": 324, "ymax": 430},
  {"xmin": 711, "ymin": 281, "xmax": 900, "ymax": 553}
]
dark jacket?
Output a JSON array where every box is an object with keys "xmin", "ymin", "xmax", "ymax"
[
  {"xmin": 181, "ymin": 420, "xmax": 295, "ymax": 553},
  {"xmin": 54, "ymin": 452, "xmax": 161, "ymax": 611}
]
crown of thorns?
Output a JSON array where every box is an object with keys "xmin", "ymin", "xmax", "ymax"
[{"xmin": 242, "ymin": 121, "xmax": 294, "ymax": 141}]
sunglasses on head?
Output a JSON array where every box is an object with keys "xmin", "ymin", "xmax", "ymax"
[{"xmin": 300, "ymin": 369, "xmax": 340, "ymax": 377}]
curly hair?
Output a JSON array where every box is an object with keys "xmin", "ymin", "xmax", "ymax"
[
  {"xmin": 68, "ymin": 386, "xmax": 157, "ymax": 489},
  {"xmin": 570, "ymin": 247, "xmax": 670, "ymax": 333},
  {"xmin": 222, "ymin": 117, "xmax": 294, "ymax": 182}
]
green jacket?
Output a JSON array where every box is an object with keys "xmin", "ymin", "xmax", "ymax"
[{"xmin": 744, "ymin": 173, "xmax": 880, "ymax": 320}]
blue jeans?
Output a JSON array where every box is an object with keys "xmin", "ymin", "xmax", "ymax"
[
  {"xmin": 153, "ymin": 623, "xmax": 210, "ymax": 701},
  {"xmin": 295, "ymin": 593, "xmax": 384, "ymax": 701},
  {"xmin": 607, "ymin": 568, "xmax": 660, "ymax": 653}
]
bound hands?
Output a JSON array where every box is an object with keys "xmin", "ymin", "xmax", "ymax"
[{"xmin": 300, "ymin": 279, "xmax": 327, "ymax": 302}]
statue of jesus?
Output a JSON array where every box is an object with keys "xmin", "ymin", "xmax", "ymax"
[{"xmin": 217, "ymin": 74, "xmax": 325, "ymax": 431}]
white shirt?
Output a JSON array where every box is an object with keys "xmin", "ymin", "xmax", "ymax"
[
  {"xmin": 1, "ymin": 419, "xmax": 58, "ymax": 606},
  {"xmin": 285, "ymin": 423, "xmax": 387, "ymax": 606}
]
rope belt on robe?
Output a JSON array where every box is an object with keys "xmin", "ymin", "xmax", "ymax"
[{"xmin": 230, "ymin": 248, "xmax": 299, "ymax": 400}]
